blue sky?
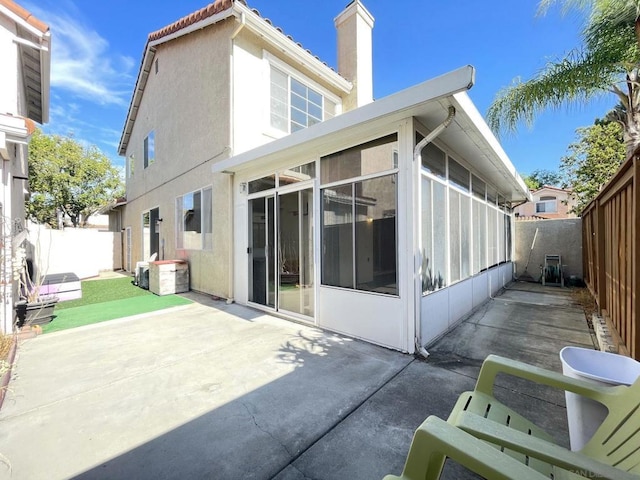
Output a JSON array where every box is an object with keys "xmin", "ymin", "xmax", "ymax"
[{"xmin": 25, "ymin": 0, "xmax": 616, "ymax": 177}]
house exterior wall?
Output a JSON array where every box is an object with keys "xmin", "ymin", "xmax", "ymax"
[
  {"xmin": 1, "ymin": 14, "xmax": 28, "ymax": 333},
  {"xmin": 231, "ymin": 27, "xmax": 348, "ymax": 154},
  {"xmin": 0, "ymin": 15, "xmax": 19, "ymax": 115},
  {"xmin": 514, "ymin": 187, "xmax": 576, "ymax": 219},
  {"xmin": 122, "ymin": 15, "xmax": 352, "ymax": 298},
  {"xmin": 121, "ymin": 21, "xmax": 235, "ymax": 297}
]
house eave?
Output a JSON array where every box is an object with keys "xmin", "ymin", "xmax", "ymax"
[{"xmin": 0, "ymin": 3, "xmax": 51, "ymax": 125}]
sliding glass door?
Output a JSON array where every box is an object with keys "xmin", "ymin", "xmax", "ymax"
[
  {"xmin": 248, "ymin": 196, "xmax": 275, "ymax": 307},
  {"xmin": 248, "ymin": 187, "xmax": 314, "ymax": 318}
]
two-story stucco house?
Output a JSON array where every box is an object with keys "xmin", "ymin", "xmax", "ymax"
[
  {"xmin": 514, "ymin": 185, "xmax": 577, "ymax": 220},
  {"xmin": 0, "ymin": 0, "xmax": 50, "ymax": 333},
  {"xmin": 118, "ymin": 0, "xmax": 530, "ymax": 353}
]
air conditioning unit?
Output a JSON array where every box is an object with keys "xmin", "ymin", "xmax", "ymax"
[{"xmin": 135, "ymin": 262, "xmax": 150, "ymax": 289}]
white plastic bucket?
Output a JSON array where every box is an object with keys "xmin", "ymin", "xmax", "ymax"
[{"xmin": 560, "ymin": 346, "xmax": 640, "ymax": 451}]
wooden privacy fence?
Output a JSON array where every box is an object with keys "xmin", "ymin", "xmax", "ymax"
[{"xmin": 582, "ymin": 152, "xmax": 640, "ymax": 360}]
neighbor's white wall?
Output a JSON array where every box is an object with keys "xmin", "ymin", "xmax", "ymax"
[{"xmin": 27, "ymin": 223, "xmax": 122, "ymax": 280}]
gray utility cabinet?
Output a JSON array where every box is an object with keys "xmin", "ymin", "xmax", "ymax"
[{"xmin": 149, "ymin": 260, "xmax": 189, "ymax": 295}]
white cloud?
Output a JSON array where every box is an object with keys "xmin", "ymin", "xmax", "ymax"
[{"xmin": 28, "ymin": 3, "xmax": 135, "ymax": 107}]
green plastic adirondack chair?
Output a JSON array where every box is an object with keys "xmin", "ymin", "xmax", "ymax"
[
  {"xmin": 384, "ymin": 354, "xmax": 640, "ymax": 479},
  {"xmin": 382, "ymin": 415, "xmax": 550, "ymax": 480},
  {"xmin": 446, "ymin": 354, "xmax": 640, "ymax": 479}
]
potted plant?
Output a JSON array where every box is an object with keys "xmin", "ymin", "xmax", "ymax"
[{"xmin": 13, "ymin": 246, "xmax": 58, "ymax": 328}]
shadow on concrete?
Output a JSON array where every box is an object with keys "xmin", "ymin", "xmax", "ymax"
[{"xmin": 71, "ymin": 328, "xmax": 409, "ymax": 480}]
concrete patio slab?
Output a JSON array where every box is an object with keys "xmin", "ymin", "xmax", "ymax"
[
  {"xmin": 0, "ymin": 303, "xmax": 410, "ymax": 480},
  {"xmin": 0, "ymin": 281, "xmax": 595, "ymax": 480}
]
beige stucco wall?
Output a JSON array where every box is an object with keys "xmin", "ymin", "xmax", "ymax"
[
  {"xmin": 121, "ymin": 21, "xmax": 234, "ymax": 297},
  {"xmin": 121, "ymin": 17, "xmax": 353, "ymax": 298},
  {"xmin": 514, "ymin": 218, "xmax": 583, "ymax": 283}
]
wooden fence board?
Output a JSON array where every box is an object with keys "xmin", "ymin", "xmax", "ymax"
[{"xmin": 583, "ymin": 153, "xmax": 639, "ymax": 360}]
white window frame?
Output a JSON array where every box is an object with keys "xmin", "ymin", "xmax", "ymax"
[
  {"xmin": 417, "ymin": 133, "xmax": 513, "ymax": 296},
  {"xmin": 144, "ymin": 131, "xmax": 155, "ymax": 168},
  {"xmin": 263, "ymin": 52, "xmax": 341, "ymax": 139},
  {"xmin": 535, "ymin": 199, "xmax": 557, "ymax": 213},
  {"xmin": 175, "ymin": 186, "xmax": 213, "ymax": 251},
  {"xmin": 319, "ymin": 133, "xmax": 400, "ymax": 296}
]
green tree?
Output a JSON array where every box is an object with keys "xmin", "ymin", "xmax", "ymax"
[
  {"xmin": 28, "ymin": 130, "xmax": 124, "ymax": 228},
  {"xmin": 487, "ymin": 0, "xmax": 640, "ymax": 156},
  {"xmin": 522, "ymin": 169, "xmax": 564, "ymax": 190},
  {"xmin": 560, "ymin": 119, "xmax": 626, "ymax": 212}
]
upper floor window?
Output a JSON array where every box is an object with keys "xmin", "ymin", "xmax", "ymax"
[
  {"xmin": 270, "ymin": 64, "xmax": 337, "ymax": 134},
  {"xmin": 144, "ymin": 131, "xmax": 155, "ymax": 168},
  {"xmin": 536, "ymin": 196, "xmax": 557, "ymax": 213}
]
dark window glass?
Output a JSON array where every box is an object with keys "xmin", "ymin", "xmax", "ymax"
[
  {"xmin": 449, "ymin": 158, "xmax": 470, "ymax": 192},
  {"xmin": 322, "ymin": 184, "xmax": 354, "ymax": 288},
  {"xmin": 249, "ymin": 175, "xmax": 276, "ymax": 194},
  {"xmin": 421, "ymin": 142, "xmax": 446, "ymax": 179}
]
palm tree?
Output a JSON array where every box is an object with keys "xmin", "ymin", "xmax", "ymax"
[{"xmin": 487, "ymin": 0, "xmax": 640, "ymax": 157}]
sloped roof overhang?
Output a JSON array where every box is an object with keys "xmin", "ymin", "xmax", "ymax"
[
  {"xmin": 117, "ymin": 0, "xmax": 352, "ymax": 156},
  {"xmin": 0, "ymin": 0, "xmax": 51, "ymax": 124},
  {"xmin": 213, "ymin": 65, "xmax": 530, "ymax": 203}
]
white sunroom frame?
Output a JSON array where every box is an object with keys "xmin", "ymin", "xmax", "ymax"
[{"xmin": 214, "ymin": 66, "xmax": 530, "ymax": 353}]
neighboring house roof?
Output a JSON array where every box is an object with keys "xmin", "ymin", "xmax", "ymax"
[
  {"xmin": 531, "ymin": 185, "xmax": 572, "ymax": 195},
  {"xmin": 214, "ymin": 65, "xmax": 531, "ymax": 203},
  {"xmin": 118, "ymin": 0, "xmax": 352, "ymax": 156},
  {"xmin": 0, "ymin": 0, "xmax": 51, "ymax": 124}
]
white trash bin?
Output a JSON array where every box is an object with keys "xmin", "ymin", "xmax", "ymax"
[{"xmin": 559, "ymin": 346, "xmax": 640, "ymax": 451}]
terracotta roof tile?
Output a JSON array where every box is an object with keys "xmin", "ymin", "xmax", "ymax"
[
  {"xmin": 0, "ymin": 0, "xmax": 49, "ymax": 34},
  {"xmin": 148, "ymin": 0, "xmax": 241, "ymax": 43},
  {"xmin": 145, "ymin": 0, "xmax": 336, "ymax": 72}
]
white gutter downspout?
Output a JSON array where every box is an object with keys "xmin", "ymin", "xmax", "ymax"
[
  {"xmin": 224, "ymin": 12, "xmax": 245, "ymax": 305},
  {"xmin": 413, "ymin": 105, "xmax": 456, "ymax": 358}
]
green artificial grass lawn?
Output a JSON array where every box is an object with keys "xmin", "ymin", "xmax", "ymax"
[
  {"xmin": 43, "ymin": 276, "xmax": 192, "ymax": 333},
  {"xmin": 55, "ymin": 277, "xmax": 150, "ymax": 310}
]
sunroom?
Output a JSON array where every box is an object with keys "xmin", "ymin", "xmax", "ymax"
[{"xmin": 214, "ymin": 66, "xmax": 530, "ymax": 353}]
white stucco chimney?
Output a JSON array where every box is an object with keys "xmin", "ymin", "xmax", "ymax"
[{"xmin": 334, "ymin": 1, "xmax": 374, "ymax": 111}]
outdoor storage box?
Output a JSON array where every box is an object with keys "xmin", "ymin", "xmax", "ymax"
[
  {"xmin": 39, "ymin": 272, "xmax": 82, "ymax": 301},
  {"xmin": 149, "ymin": 260, "xmax": 189, "ymax": 296}
]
